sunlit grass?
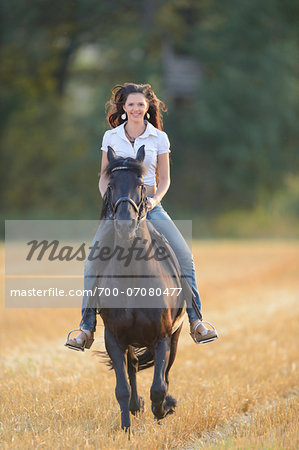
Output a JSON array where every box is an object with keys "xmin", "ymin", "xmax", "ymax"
[{"xmin": 0, "ymin": 241, "xmax": 298, "ymax": 449}]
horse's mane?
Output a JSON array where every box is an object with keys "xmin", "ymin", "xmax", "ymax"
[{"xmin": 100, "ymin": 156, "xmax": 147, "ymax": 219}]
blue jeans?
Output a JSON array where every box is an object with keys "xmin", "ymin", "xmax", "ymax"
[{"xmin": 81, "ymin": 203, "xmax": 202, "ymax": 331}]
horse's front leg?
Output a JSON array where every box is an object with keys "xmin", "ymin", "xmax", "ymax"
[
  {"xmin": 150, "ymin": 337, "xmax": 173, "ymax": 420},
  {"xmin": 128, "ymin": 346, "xmax": 144, "ymax": 415},
  {"xmin": 105, "ymin": 328, "xmax": 131, "ymax": 432}
]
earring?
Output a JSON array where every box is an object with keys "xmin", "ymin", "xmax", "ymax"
[
  {"xmin": 121, "ymin": 113, "xmax": 127, "ymax": 120},
  {"xmin": 146, "ymin": 112, "xmax": 150, "ymax": 119}
]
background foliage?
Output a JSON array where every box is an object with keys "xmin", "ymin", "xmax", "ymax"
[{"xmin": 1, "ymin": 0, "xmax": 298, "ymax": 236}]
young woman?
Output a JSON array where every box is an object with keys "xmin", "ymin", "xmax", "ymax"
[{"xmin": 66, "ymin": 83, "xmax": 217, "ymax": 350}]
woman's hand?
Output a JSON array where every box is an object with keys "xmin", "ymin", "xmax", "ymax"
[{"xmin": 146, "ymin": 196, "xmax": 158, "ymax": 211}]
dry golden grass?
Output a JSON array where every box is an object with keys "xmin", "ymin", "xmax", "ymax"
[{"xmin": 1, "ymin": 240, "xmax": 298, "ymax": 449}]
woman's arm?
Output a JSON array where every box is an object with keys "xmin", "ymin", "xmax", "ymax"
[
  {"xmin": 98, "ymin": 151, "xmax": 109, "ymax": 198},
  {"xmin": 146, "ymin": 152, "xmax": 170, "ymax": 210}
]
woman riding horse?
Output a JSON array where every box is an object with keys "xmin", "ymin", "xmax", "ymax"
[{"xmin": 66, "ymin": 82, "xmax": 218, "ymax": 350}]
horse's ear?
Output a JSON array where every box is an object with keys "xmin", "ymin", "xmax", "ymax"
[
  {"xmin": 107, "ymin": 146, "xmax": 117, "ymax": 163},
  {"xmin": 136, "ymin": 145, "xmax": 145, "ymax": 162}
]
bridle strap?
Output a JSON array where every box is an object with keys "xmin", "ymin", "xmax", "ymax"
[
  {"xmin": 113, "ymin": 197, "xmax": 139, "ymax": 214},
  {"xmin": 111, "ymin": 166, "xmax": 130, "ymax": 173}
]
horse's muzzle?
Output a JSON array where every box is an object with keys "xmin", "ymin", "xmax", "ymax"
[{"xmin": 114, "ymin": 219, "xmax": 137, "ymax": 240}]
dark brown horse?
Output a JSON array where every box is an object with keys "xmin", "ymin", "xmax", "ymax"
[{"xmin": 93, "ymin": 146, "xmax": 193, "ymax": 433}]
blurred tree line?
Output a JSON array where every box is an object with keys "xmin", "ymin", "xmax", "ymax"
[{"xmin": 1, "ymin": 0, "xmax": 298, "ymax": 226}]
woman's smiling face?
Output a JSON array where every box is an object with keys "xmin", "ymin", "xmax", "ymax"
[{"xmin": 123, "ymin": 93, "xmax": 148, "ymax": 123}]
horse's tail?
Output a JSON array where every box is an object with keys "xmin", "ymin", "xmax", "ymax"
[
  {"xmin": 135, "ymin": 347, "xmax": 154, "ymax": 371},
  {"xmin": 96, "ymin": 347, "xmax": 154, "ymax": 371}
]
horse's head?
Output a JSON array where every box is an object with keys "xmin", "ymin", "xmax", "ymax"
[{"xmin": 102, "ymin": 145, "xmax": 147, "ymax": 240}]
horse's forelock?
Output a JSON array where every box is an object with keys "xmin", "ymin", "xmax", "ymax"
[{"xmin": 105, "ymin": 157, "xmax": 146, "ymax": 178}]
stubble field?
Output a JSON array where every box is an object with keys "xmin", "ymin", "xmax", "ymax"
[{"xmin": 0, "ymin": 240, "xmax": 298, "ymax": 449}]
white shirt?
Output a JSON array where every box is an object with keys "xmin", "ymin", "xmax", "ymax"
[{"xmin": 101, "ymin": 121, "xmax": 171, "ymax": 186}]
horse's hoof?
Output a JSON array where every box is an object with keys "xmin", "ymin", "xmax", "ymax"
[
  {"xmin": 154, "ymin": 417, "xmax": 163, "ymax": 426},
  {"xmin": 123, "ymin": 426, "xmax": 131, "ymax": 440}
]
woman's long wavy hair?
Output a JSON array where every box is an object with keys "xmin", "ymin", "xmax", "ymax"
[{"xmin": 105, "ymin": 83, "xmax": 167, "ymax": 130}]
